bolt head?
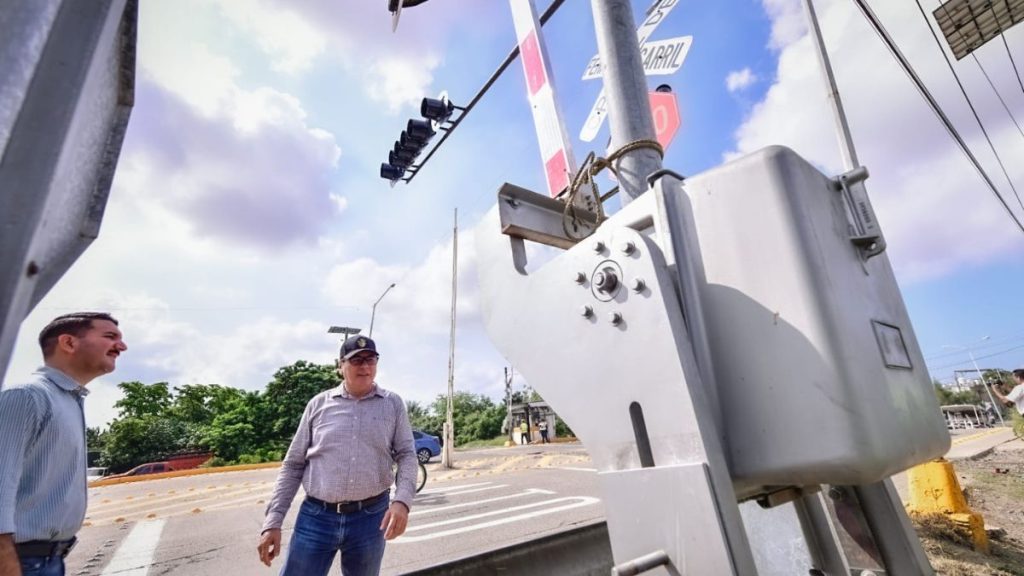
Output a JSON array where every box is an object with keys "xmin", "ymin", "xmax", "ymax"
[
  {"xmin": 592, "ymin": 240, "xmax": 605, "ymax": 253},
  {"xmin": 574, "ymin": 272, "xmax": 586, "ymax": 285},
  {"xmin": 620, "ymin": 241, "xmax": 636, "ymax": 255},
  {"xmin": 580, "ymin": 305, "xmax": 594, "ymax": 318},
  {"xmin": 631, "ymin": 278, "xmax": 646, "ymax": 292},
  {"xmin": 608, "ymin": 311, "xmax": 622, "ymax": 325}
]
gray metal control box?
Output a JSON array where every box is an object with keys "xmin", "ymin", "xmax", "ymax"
[{"xmin": 672, "ymin": 146, "xmax": 948, "ymax": 497}]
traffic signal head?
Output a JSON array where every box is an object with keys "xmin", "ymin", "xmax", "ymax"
[
  {"xmin": 421, "ymin": 97, "xmax": 455, "ymax": 123},
  {"xmin": 406, "ymin": 119, "xmax": 436, "ymax": 142},
  {"xmin": 380, "ymin": 162, "xmax": 405, "ymax": 181},
  {"xmin": 389, "ymin": 148, "xmax": 416, "ymax": 167}
]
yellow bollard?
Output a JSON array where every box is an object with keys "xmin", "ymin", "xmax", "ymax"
[{"xmin": 906, "ymin": 458, "xmax": 988, "ymax": 553}]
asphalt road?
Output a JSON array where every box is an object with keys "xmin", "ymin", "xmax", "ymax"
[
  {"xmin": 66, "ymin": 431, "xmax": 1011, "ymax": 575},
  {"xmin": 68, "ymin": 445, "xmax": 603, "ymax": 575}
]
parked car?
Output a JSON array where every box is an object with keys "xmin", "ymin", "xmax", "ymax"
[
  {"xmin": 86, "ymin": 467, "xmax": 108, "ymax": 482},
  {"xmin": 106, "ymin": 452, "xmax": 212, "ymax": 479},
  {"xmin": 413, "ymin": 429, "xmax": 441, "ymax": 463},
  {"xmin": 107, "ymin": 461, "xmax": 174, "ymax": 479}
]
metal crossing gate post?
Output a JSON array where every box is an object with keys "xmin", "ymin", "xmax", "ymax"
[{"xmin": 0, "ymin": 0, "xmax": 137, "ymax": 377}]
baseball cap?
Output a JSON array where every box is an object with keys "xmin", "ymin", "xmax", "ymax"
[{"xmin": 341, "ymin": 335, "xmax": 378, "ymax": 360}]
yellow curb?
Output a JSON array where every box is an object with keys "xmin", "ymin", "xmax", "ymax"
[
  {"xmin": 89, "ymin": 462, "xmax": 281, "ymax": 487},
  {"xmin": 906, "ymin": 458, "xmax": 989, "ymax": 553},
  {"xmin": 951, "ymin": 428, "xmax": 1005, "ymax": 447}
]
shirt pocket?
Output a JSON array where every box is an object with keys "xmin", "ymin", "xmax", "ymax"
[{"xmin": 370, "ymin": 403, "xmax": 398, "ymax": 445}]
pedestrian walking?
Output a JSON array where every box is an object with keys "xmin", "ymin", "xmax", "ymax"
[
  {"xmin": 538, "ymin": 419, "xmax": 549, "ymax": 443},
  {"xmin": 258, "ymin": 336, "xmax": 417, "ymax": 576}
]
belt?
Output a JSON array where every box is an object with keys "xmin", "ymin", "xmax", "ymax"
[
  {"xmin": 306, "ymin": 491, "xmax": 389, "ymax": 514},
  {"xmin": 15, "ymin": 537, "xmax": 77, "ymax": 559}
]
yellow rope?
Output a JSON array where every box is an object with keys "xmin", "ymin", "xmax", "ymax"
[{"xmin": 562, "ymin": 139, "xmax": 664, "ymax": 239}]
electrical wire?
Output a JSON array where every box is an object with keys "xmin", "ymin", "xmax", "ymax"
[
  {"xmin": 928, "ymin": 342, "xmax": 1024, "ymax": 371},
  {"xmin": 1003, "ymin": 32, "xmax": 1024, "ymax": 100},
  {"xmin": 851, "ymin": 0, "xmax": 1024, "ymax": 233},
  {"xmin": 970, "ymin": 51, "xmax": 1024, "ymax": 141},
  {"xmin": 918, "ymin": 0, "xmax": 1024, "ymax": 212}
]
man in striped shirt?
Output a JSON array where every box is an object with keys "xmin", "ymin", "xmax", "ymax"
[
  {"xmin": 257, "ymin": 335, "xmax": 417, "ymax": 576},
  {"xmin": 0, "ymin": 313, "xmax": 127, "ymax": 576}
]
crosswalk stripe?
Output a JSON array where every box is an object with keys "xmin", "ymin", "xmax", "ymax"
[{"xmin": 100, "ymin": 519, "xmax": 166, "ymax": 575}]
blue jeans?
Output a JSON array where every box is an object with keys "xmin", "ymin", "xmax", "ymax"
[
  {"xmin": 281, "ymin": 497, "xmax": 388, "ymax": 576},
  {"xmin": 19, "ymin": 556, "xmax": 64, "ymax": 576}
]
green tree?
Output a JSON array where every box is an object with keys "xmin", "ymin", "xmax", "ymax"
[
  {"xmin": 429, "ymin": 392, "xmax": 505, "ymax": 446},
  {"xmin": 100, "ymin": 416, "xmax": 188, "ymax": 472},
  {"xmin": 262, "ymin": 361, "xmax": 338, "ymax": 442},
  {"xmin": 170, "ymin": 384, "xmax": 246, "ymax": 424},
  {"xmin": 114, "ymin": 381, "xmax": 172, "ymax": 419},
  {"xmin": 86, "ymin": 426, "xmax": 106, "ymax": 451},
  {"xmin": 933, "ymin": 381, "xmax": 980, "ymax": 405},
  {"xmin": 200, "ymin": 398, "xmax": 260, "ymax": 462},
  {"xmin": 406, "ymin": 400, "xmax": 442, "ymax": 437}
]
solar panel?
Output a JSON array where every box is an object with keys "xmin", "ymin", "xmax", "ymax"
[{"xmin": 933, "ymin": 0, "xmax": 1024, "ymax": 59}]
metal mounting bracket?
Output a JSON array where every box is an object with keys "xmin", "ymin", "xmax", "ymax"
[{"xmin": 830, "ymin": 166, "xmax": 886, "ymax": 259}]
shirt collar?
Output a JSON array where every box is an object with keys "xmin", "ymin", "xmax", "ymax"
[
  {"xmin": 36, "ymin": 366, "xmax": 90, "ymax": 397},
  {"xmin": 332, "ymin": 382, "xmax": 385, "ymax": 400}
]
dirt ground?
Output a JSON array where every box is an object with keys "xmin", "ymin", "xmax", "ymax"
[{"xmin": 913, "ymin": 442, "xmax": 1024, "ymax": 575}]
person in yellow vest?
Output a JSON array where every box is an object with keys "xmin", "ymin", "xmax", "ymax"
[{"xmin": 519, "ymin": 420, "xmax": 530, "ymax": 444}]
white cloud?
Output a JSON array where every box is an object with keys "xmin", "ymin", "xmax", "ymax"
[
  {"xmin": 761, "ymin": 0, "xmax": 807, "ymax": 50},
  {"xmin": 732, "ymin": 0, "xmax": 1024, "ymax": 282},
  {"xmin": 214, "ymin": 0, "xmax": 326, "ymax": 75},
  {"xmin": 726, "ymin": 68, "xmax": 758, "ymax": 92},
  {"xmin": 364, "ymin": 55, "xmax": 442, "ymax": 114},
  {"xmin": 129, "ymin": 1, "xmax": 344, "ymax": 249}
]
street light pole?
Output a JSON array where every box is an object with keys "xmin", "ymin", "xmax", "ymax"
[{"xmin": 368, "ymin": 283, "xmax": 396, "ymax": 338}]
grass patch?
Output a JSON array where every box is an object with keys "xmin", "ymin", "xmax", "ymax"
[{"xmin": 456, "ymin": 436, "xmax": 510, "ymax": 449}]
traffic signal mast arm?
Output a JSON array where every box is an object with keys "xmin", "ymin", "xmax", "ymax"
[{"xmin": 381, "ymin": 0, "xmax": 567, "ymax": 185}]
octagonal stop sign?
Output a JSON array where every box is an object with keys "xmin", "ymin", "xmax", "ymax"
[{"xmin": 648, "ymin": 90, "xmax": 681, "ymax": 150}]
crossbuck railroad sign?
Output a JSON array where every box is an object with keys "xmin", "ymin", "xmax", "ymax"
[{"xmin": 579, "ymin": 0, "xmax": 692, "ymax": 142}]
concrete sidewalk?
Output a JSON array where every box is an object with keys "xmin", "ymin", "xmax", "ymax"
[{"xmin": 945, "ymin": 427, "xmax": 1019, "ymax": 461}]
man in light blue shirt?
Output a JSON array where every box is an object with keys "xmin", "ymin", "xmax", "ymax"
[{"xmin": 0, "ymin": 313, "xmax": 127, "ymax": 576}]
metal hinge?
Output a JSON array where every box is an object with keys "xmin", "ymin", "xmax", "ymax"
[{"xmin": 830, "ymin": 166, "xmax": 886, "ymax": 260}]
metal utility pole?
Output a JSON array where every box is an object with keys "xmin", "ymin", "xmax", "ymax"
[
  {"xmin": 968, "ymin": 350, "xmax": 1004, "ymax": 426},
  {"xmin": 590, "ymin": 0, "xmax": 662, "ymax": 204},
  {"xmin": 442, "ymin": 209, "xmax": 458, "ymax": 468},
  {"xmin": 505, "ymin": 366, "xmax": 515, "ymax": 446},
  {"xmin": 802, "ymin": 0, "xmax": 858, "ymax": 171},
  {"xmin": 944, "ymin": 338, "xmax": 1003, "ymax": 425}
]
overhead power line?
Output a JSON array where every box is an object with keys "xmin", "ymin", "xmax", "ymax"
[
  {"xmin": 1003, "ymin": 33, "xmax": 1024, "ymax": 99},
  {"xmin": 921, "ymin": 0, "xmax": 1024, "ymax": 212},
  {"xmin": 852, "ymin": 0, "xmax": 1024, "ymax": 234}
]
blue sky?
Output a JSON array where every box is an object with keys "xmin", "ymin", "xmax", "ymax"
[{"xmin": 5, "ymin": 0, "xmax": 1024, "ymax": 427}]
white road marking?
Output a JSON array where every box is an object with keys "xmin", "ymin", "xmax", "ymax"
[
  {"xmin": 410, "ymin": 489, "xmax": 555, "ymax": 517},
  {"xmin": 552, "ymin": 466, "xmax": 597, "ymax": 473},
  {"xmin": 417, "ymin": 482, "xmax": 493, "ymax": 495},
  {"xmin": 100, "ymin": 519, "xmax": 166, "ymax": 575},
  {"xmin": 415, "ymin": 484, "xmax": 508, "ymax": 499},
  {"xmin": 395, "ymin": 496, "xmax": 600, "ymax": 543}
]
